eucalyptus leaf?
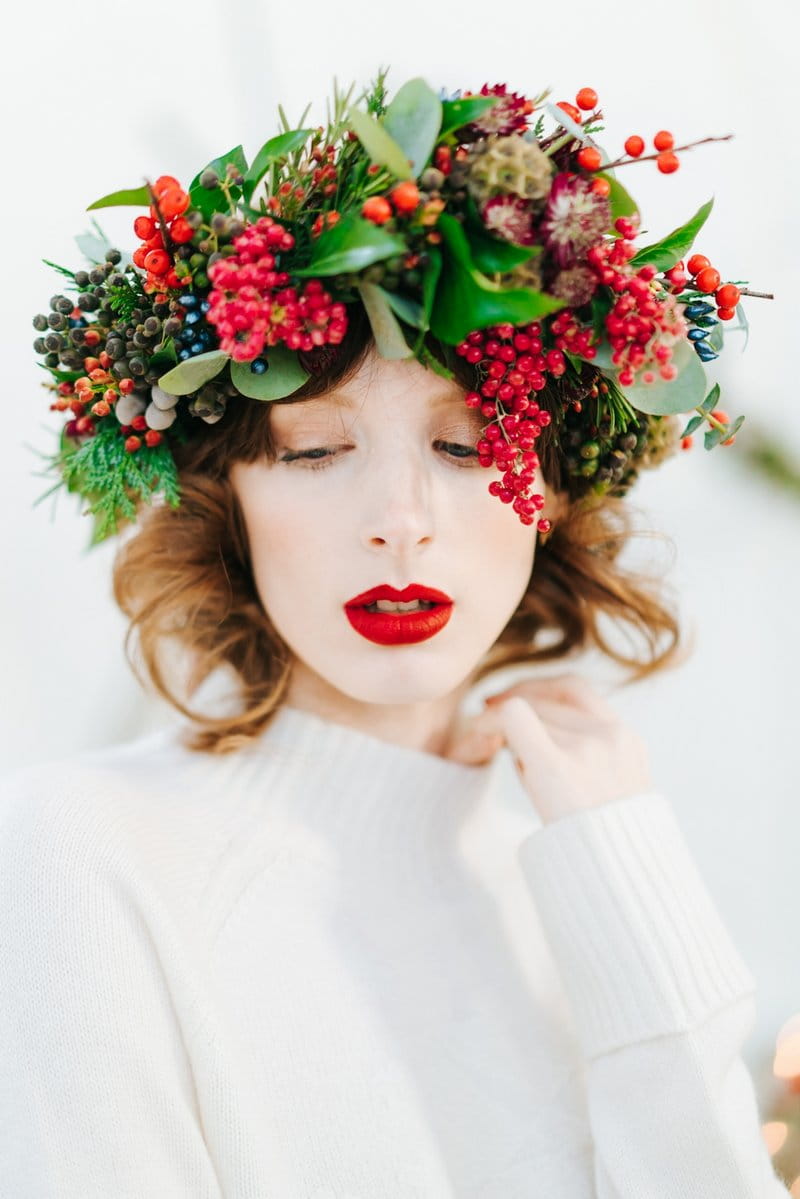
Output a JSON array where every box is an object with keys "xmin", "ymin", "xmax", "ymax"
[
  {"xmin": 616, "ymin": 337, "xmax": 707, "ymax": 416},
  {"xmin": 346, "ymin": 106, "xmax": 413, "ymax": 180},
  {"xmin": 86, "ymin": 186, "xmax": 151, "ymax": 212},
  {"xmin": 293, "ymin": 213, "xmax": 406, "ymax": 276},
  {"xmin": 76, "ymin": 232, "xmax": 112, "ymax": 265},
  {"xmin": 544, "ymin": 101, "xmax": 595, "ymax": 146},
  {"xmin": 701, "ymin": 383, "xmax": 721, "ymax": 413},
  {"xmin": 430, "ymin": 213, "xmax": 564, "ymax": 344},
  {"xmin": 243, "ymin": 129, "xmax": 316, "ymax": 201},
  {"xmin": 189, "ymin": 145, "xmax": 248, "ymax": 220},
  {"xmin": 439, "ymin": 96, "xmax": 500, "ymax": 139},
  {"xmin": 358, "ymin": 282, "xmax": 415, "ymax": 358},
  {"xmin": 631, "ymin": 198, "xmax": 714, "ymax": 272},
  {"xmin": 680, "ymin": 414, "xmax": 704, "ymax": 438},
  {"xmin": 156, "ymin": 350, "xmax": 229, "ymax": 395},
  {"xmin": 383, "ymin": 78, "xmax": 442, "ymax": 177},
  {"xmin": 230, "ymin": 347, "xmax": 310, "ymax": 400}
]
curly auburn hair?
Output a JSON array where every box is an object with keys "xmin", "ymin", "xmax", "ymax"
[{"xmin": 112, "ymin": 302, "xmax": 688, "ymax": 754}]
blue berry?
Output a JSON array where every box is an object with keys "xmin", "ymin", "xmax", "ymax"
[
  {"xmin": 683, "ymin": 301, "xmax": 715, "ymax": 321},
  {"xmin": 695, "ymin": 343, "xmax": 719, "ymax": 362},
  {"xmin": 250, "ymin": 357, "xmax": 269, "ymax": 374},
  {"xmin": 178, "ymin": 348, "xmax": 191, "ymax": 361},
  {"xmin": 184, "ymin": 309, "xmax": 202, "ymax": 326},
  {"xmin": 688, "ymin": 328, "xmax": 710, "ymax": 342}
]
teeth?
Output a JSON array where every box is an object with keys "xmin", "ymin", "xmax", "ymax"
[{"xmin": 366, "ymin": 599, "xmax": 438, "ymax": 613}]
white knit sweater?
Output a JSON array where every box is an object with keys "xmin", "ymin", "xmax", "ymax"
[{"xmin": 0, "ymin": 704, "xmax": 789, "ymax": 1198}]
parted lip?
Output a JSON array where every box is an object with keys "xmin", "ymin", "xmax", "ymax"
[{"xmin": 345, "ymin": 583, "xmax": 453, "ymax": 607}]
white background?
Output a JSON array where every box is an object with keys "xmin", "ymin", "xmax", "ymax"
[{"xmin": 1, "ymin": 0, "xmax": 796, "ymax": 1103}]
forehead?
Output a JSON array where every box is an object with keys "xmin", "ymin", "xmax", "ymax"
[{"xmin": 272, "ymin": 386, "xmax": 475, "ymax": 419}]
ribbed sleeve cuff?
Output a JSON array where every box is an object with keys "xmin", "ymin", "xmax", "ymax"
[{"xmin": 516, "ymin": 791, "xmax": 757, "ymax": 1061}]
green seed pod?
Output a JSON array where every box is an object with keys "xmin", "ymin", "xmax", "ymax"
[
  {"xmin": 199, "ymin": 168, "xmax": 219, "ymax": 189},
  {"xmin": 44, "ymin": 351, "xmax": 60, "ymax": 368},
  {"xmin": 74, "ymin": 271, "xmax": 90, "ymax": 288},
  {"xmin": 197, "ymin": 238, "xmax": 214, "ymax": 254},
  {"xmin": 33, "ymin": 336, "xmax": 47, "ymax": 354},
  {"xmin": 189, "ymin": 253, "xmax": 207, "ymax": 270},
  {"xmin": 579, "ymin": 457, "xmax": 599, "ymax": 477},
  {"xmin": 193, "ymin": 272, "xmax": 209, "ymax": 289},
  {"xmin": 32, "ymin": 314, "xmax": 49, "ymax": 331},
  {"xmin": 44, "ymin": 333, "xmax": 64, "ymax": 351},
  {"xmin": 105, "ymin": 248, "xmax": 122, "ymax": 264},
  {"xmin": 89, "ymin": 267, "xmax": 106, "ymax": 285},
  {"xmin": 580, "ymin": 440, "xmax": 600, "ymax": 460},
  {"xmin": 47, "ymin": 312, "xmax": 66, "ymax": 330}
]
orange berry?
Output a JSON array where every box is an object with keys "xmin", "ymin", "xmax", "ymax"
[
  {"xmin": 710, "ymin": 409, "xmax": 730, "ymax": 423},
  {"xmin": 124, "ymin": 435, "xmax": 142, "ymax": 453},
  {"xmin": 656, "ymin": 151, "xmax": 680, "ymax": 174},
  {"xmin": 624, "ymin": 135, "xmax": 645, "ymax": 158},
  {"xmin": 717, "ymin": 306, "xmax": 737, "ymax": 320},
  {"xmin": 695, "ymin": 266, "xmax": 721, "ymax": 293},
  {"xmin": 119, "ymin": 377, "xmax": 135, "ymax": 395},
  {"xmin": 687, "ymin": 254, "xmax": 710, "ymax": 276},
  {"xmin": 680, "ymin": 436, "xmax": 693, "ymax": 451},
  {"xmin": 159, "ymin": 189, "xmax": 189, "ymax": 219},
  {"xmin": 653, "ymin": 130, "xmax": 674, "ymax": 151},
  {"xmin": 576, "ymin": 146, "xmax": 602, "ymax": 171},
  {"xmin": 715, "ymin": 283, "xmax": 740, "ymax": 308},
  {"xmin": 144, "ymin": 429, "xmax": 163, "ymax": 448},
  {"xmin": 362, "ymin": 196, "xmax": 393, "ymax": 224},
  {"xmin": 575, "ymin": 87, "xmax": 598, "ymax": 111},
  {"xmin": 590, "ymin": 177, "xmax": 611, "ymax": 197},
  {"xmin": 153, "ymin": 175, "xmax": 181, "ymax": 197},
  {"xmin": 556, "ymin": 101, "xmax": 582, "ymax": 125},
  {"xmin": 390, "ymin": 181, "xmax": 421, "ymax": 214},
  {"xmin": 722, "ymin": 435, "xmax": 737, "ymax": 446}
]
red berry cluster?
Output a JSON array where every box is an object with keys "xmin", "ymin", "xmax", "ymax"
[
  {"xmin": 456, "ymin": 322, "xmax": 564, "ymax": 529},
  {"xmin": 131, "ymin": 175, "xmax": 193, "ymax": 291},
  {"xmin": 686, "ymin": 253, "xmax": 741, "ymax": 319},
  {"xmin": 206, "ymin": 216, "xmax": 349, "ymax": 361},
  {"xmin": 623, "ymin": 129, "xmax": 680, "ymax": 174}
]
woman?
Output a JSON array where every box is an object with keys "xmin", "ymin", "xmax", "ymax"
[{"xmin": 2, "ymin": 72, "xmax": 787, "ymax": 1196}]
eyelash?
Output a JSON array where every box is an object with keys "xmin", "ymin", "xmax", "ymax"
[{"xmin": 280, "ymin": 441, "xmax": 481, "ymax": 471}]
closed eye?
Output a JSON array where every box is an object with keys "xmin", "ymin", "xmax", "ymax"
[{"xmin": 279, "ymin": 441, "xmax": 481, "ymax": 470}]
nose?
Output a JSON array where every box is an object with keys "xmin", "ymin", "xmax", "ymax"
[{"xmin": 359, "ymin": 440, "xmax": 436, "ymax": 553}]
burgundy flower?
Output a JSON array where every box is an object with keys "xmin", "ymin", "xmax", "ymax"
[
  {"xmin": 539, "ymin": 172, "xmax": 612, "ymax": 269},
  {"xmin": 457, "ymin": 83, "xmax": 535, "ymax": 140},
  {"xmin": 482, "ymin": 194, "xmax": 536, "ymax": 246}
]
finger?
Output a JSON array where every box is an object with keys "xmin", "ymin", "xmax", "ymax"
[{"xmin": 486, "ymin": 673, "xmax": 616, "ymax": 722}]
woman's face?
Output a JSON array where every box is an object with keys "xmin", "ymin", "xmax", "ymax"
[{"xmin": 229, "ymin": 344, "xmax": 559, "ymax": 728}]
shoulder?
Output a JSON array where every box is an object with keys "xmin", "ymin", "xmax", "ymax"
[{"xmin": 0, "ymin": 723, "xmax": 261, "ymax": 930}]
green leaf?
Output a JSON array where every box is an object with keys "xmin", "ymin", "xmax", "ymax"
[
  {"xmin": 156, "ymin": 350, "xmax": 229, "ymax": 395},
  {"xmin": 86, "ymin": 186, "xmax": 151, "ymax": 211},
  {"xmin": 383, "ymin": 78, "xmax": 442, "ymax": 177},
  {"xmin": 430, "ymin": 213, "xmax": 565, "ymax": 344},
  {"xmin": 463, "ymin": 193, "xmax": 541, "ymax": 273},
  {"xmin": 242, "ymin": 128, "xmax": 316, "ymax": 201},
  {"xmin": 292, "ymin": 212, "xmax": 407, "ymax": 276},
  {"xmin": 376, "ymin": 287, "xmax": 425, "ymax": 330},
  {"xmin": 615, "ymin": 338, "xmax": 707, "ymax": 416},
  {"xmin": 700, "ymin": 382, "xmax": 721, "ymax": 413},
  {"xmin": 147, "ymin": 339, "xmax": 179, "ymax": 374},
  {"xmin": 631, "ymin": 198, "xmax": 714, "ymax": 272},
  {"xmin": 230, "ymin": 347, "xmax": 310, "ymax": 400},
  {"xmin": 439, "ymin": 96, "xmax": 499, "ymax": 139},
  {"xmin": 189, "ymin": 145, "xmax": 249, "ymax": 220},
  {"xmin": 357, "ymin": 281, "xmax": 415, "ymax": 358},
  {"xmin": 595, "ymin": 171, "xmax": 639, "ymax": 223},
  {"xmin": 346, "ymin": 105, "xmax": 413, "ymax": 180},
  {"xmin": 680, "ymin": 413, "xmax": 704, "ymax": 438}
]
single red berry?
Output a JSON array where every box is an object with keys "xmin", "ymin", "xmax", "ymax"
[
  {"xmin": 624, "ymin": 135, "xmax": 644, "ymax": 158},
  {"xmin": 153, "ymin": 175, "xmax": 181, "ymax": 197},
  {"xmin": 131, "ymin": 414, "xmax": 148, "ymax": 431},
  {"xmin": 133, "ymin": 216, "xmax": 156, "ymax": 240},
  {"xmin": 695, "ymin": 266, "xmax": 721, "ymax": 293},
  {"xmin": 145, "ymin": 230, "xmax": 165, "ymax": 251},
  {"xmin": 590, "ymin": 177, "xmax": 611, "ymax": 197},
  {"xmin": 556, "ymin": 101, "xmax": 582, "ymax": 125},
  {"xmin": 717, "ymin": 306, "xmax": 737, "ymax": 320},
  {"xmin": 362, "ymin": 196, "xmax": 393, "ymax": 224},
  {"xmin": 158, "ymin": 189, "xmax": 190, "ymax": 219},
  {"xmin": 390, "ymin": 181, "xmax": 420, "ymax": 214},
  {"xmin": 119, "ymin": 377, "xmax": 135, "ymax": 395},
  {"xmin": 687, "ymin": 253, "xmax": 710, "ymax": 276},
  {"xmin": 681, "ymin": 435, "xmax": 693, "ymax": 450},
  {"xmin": 653, "ymin": 130, "xmax": 674, "ymax": 151},
  {"xmin": 169, "ymin": 217, "xmax": 194, "ymax": 244},
  {"xmin": 124, "ymin": 435, "xmax": 142, "ymax": 453},
  {"xmin": 144, "ymin": 249, "xmax": 171, "ymax": 276},
  {"xmin": 576, "ymin": 146, "xmax": 602, "ymax": 171},
  {"xmin": 575, "ymin": 87, "xmax": 598, "ymax": 111},
  {"xmin": 83, "ymin": 329, "xmax": 101, "ymax": 347},
  {"xmin": 716, "ymin": 283, "xmax": 741, "ymax": 308},
  {"xmin": 144, "ymin": 429, "xmax": 162, "ymax": 448},
  {"xmin": 656, "ymin": 151, "xmax": 680, "ymax": 174},
  {"xmin": 133, "ymin": 247, "xmax": 149, "ymax": 268}
]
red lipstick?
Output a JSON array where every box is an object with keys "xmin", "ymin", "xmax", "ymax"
[{"xmin": 343, "ymin": 583, "xmax": 454, "ymax": 646}]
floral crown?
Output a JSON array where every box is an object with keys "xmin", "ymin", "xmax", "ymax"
[{"xmin": 30, "ymin": 68, "xmax": 772, "ymax": 545}]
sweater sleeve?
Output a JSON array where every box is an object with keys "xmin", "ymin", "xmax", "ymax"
[
  {"xmin": 516, "ymin": 791, "xmax": 791, "ymax": 1198},
  {"xmin": 0, "ymin": 771, "xmax": 224, "ymax": 1199}
]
